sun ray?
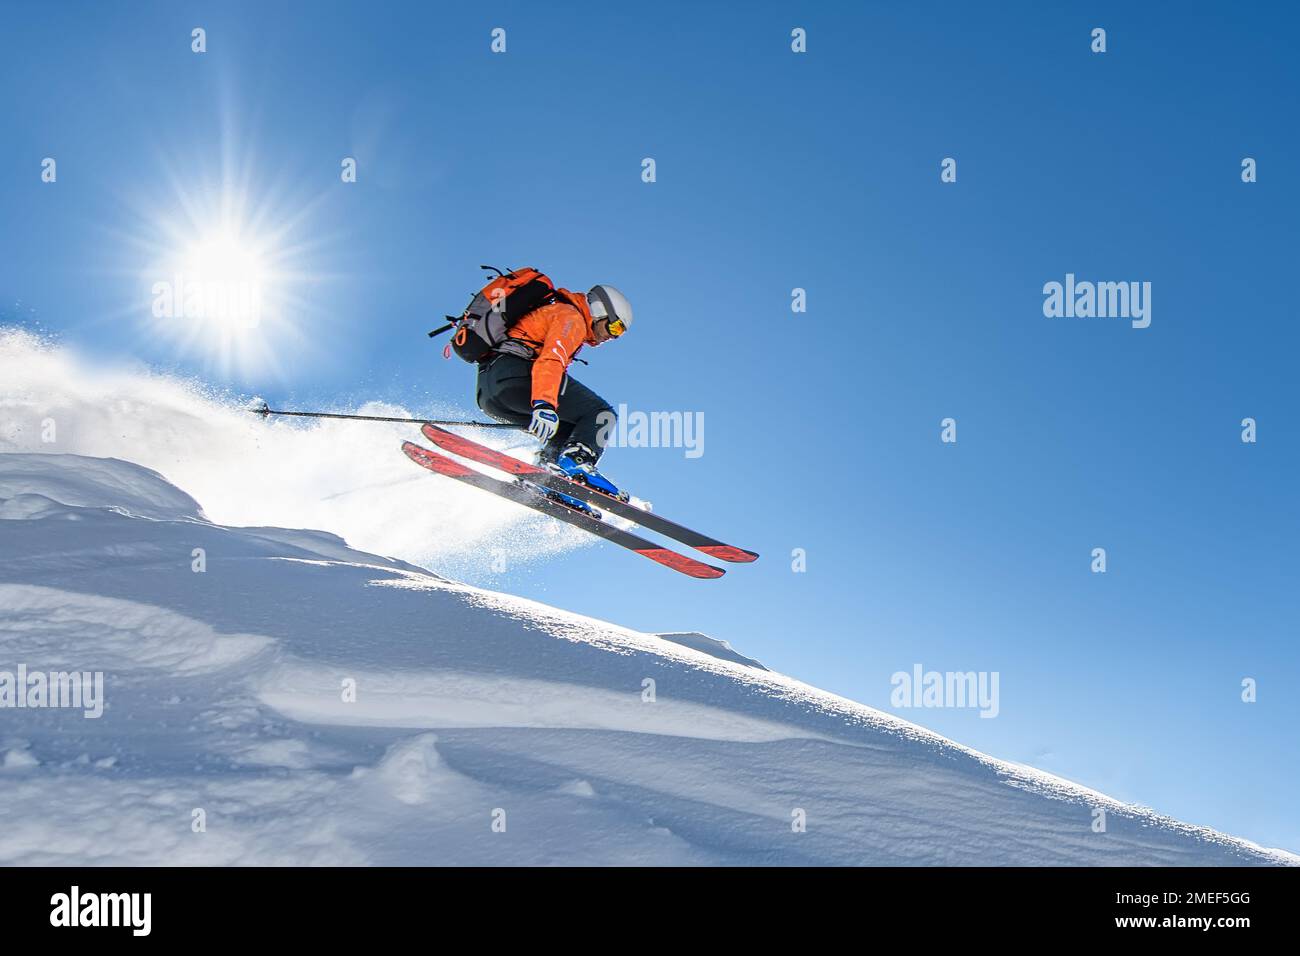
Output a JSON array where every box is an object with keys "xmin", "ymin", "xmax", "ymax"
[{"xmin": 94, "ymin": 121, "xmax": 346, "ymax": 382}]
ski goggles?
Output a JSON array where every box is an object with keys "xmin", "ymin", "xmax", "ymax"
[{"xmin": 605, "ymin": 316, "xmax": 627, "ymax": 338}]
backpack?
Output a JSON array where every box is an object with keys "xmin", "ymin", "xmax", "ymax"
[{"xmin": 429, "ymin": 265, "xmax": 561, "ymax": 364}]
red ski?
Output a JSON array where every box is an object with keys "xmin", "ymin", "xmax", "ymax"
[
  {"xmin": 418, "ymin": 423, "xmax": 758, "ymax": 564},
  {"xmin": 401, "ymin": 441, "xmax": 726, "ymax": 579}
]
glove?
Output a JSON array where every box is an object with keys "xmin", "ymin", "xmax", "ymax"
[{"xmin": 528, "ymin": 401, "xmax": 560, "ymax": 444}]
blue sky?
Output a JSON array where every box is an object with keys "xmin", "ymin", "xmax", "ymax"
[{"xmin": 3, "ymin": 1, "xmax": 1297, "ymax": 852}]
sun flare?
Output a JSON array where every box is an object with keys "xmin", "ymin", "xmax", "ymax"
[
  {"xmin": 109, "ymin": 105, "xmax": 337, "ymax": 383},
  {"xmin": 126, "ymin": 168, "xmax": 332, "ymax": 383},
  {"xmin": 175, "ymin": 231, "xmax": 269, "ymax": 330}
]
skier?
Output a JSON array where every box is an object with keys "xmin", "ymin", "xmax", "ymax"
[{"xmin": 474, "ymin": 283, "xmax": 633, "ymax": 498}]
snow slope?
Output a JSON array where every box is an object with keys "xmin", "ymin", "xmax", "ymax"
[{"xmin": 1, "ymin": 452, "xmax": 1294, "ymax": 866}]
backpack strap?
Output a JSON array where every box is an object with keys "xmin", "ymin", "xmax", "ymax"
[{"xmin": 550, "ymin": 288, "xmax": 591, "ymax": 321}]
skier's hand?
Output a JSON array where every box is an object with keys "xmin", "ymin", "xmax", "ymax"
[{"xmin": 528, "ymin": 402, "xmax": 560, "ymax": 443}]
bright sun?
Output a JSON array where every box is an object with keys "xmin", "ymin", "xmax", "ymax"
[
  {"xmin": 178, "ymin": 232, "xmax": 269, "ymax": 330},
  {"xmin": 140, "ymin": 209, "xmax": 308, "ymax": 381},
  {"xmin": 122, "ymin": 121, "xmax": 335, "ymax": 383}
]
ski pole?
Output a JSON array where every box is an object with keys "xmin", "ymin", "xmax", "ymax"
[{"xmin": 248, "ymin": 402, "xmax": 517, "ymax": 429}]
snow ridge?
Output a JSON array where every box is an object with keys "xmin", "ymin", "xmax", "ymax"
[{"xmin": 0, "ymin": 451, "xmax": 1294, "ymax": 866}]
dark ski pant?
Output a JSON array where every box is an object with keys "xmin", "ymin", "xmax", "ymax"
[{"xmin": 476, "ymin": 353, "xmax": 615, "ymax": 462}]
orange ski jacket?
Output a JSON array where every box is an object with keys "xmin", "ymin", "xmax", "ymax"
[{"xmin": 502, "ymin": 290, "xmax": 597, "ymax": 408}]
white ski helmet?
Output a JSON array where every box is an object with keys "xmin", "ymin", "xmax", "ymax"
[{"xmin": 587, "ymin": 284, "xmax": 633, "ymax": 334}]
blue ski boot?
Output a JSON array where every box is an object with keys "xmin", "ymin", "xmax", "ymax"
[
  {"xmin": 549, "ymin": 443, "xmax": 629, "ymax": 502},
  {"xmin": 518, "ymin": 447, "xmax": 597, "ymax": 517},
  {"xmin": 526, "ymin": 480, "xmax": 602, "ymax": 520}
]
